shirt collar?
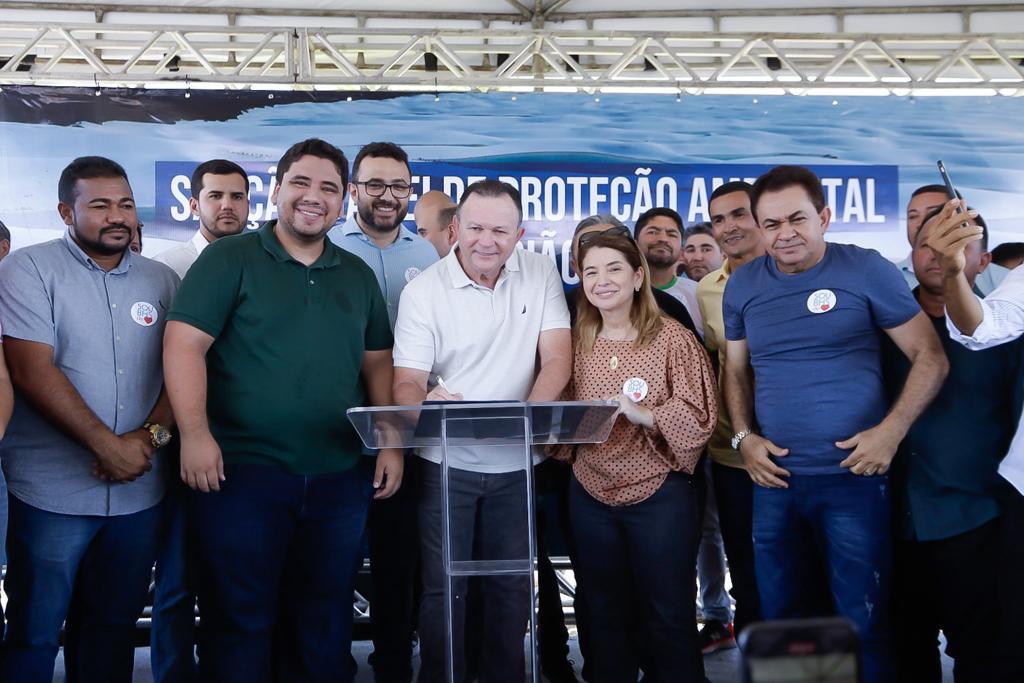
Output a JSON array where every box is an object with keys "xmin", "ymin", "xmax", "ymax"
[
  {"xmin": 191, "ymin": 229, "xmax": 211, "ymax": 256},
  {"xmin": 710, "ymin": 262, "xmax": 731, "ymax": 282},
  {"xmin": 655, "ymin": 275, "xmax": 677, "ymax": 291},
  {"xmin": 257, "ymin": 220, "xmax": 342, "ymax": 269},
  {"xmin": 341, "ymin": 215, "xmax": 415, "ymax": 245},
  {"xmin": 62, "ymin": 229, "xmax": 131, "ymax": 274},
  {"xmin": 445, "ymin": 245, "xmax": 521, "ymax": 289},
  {"xmin": 896, "ymin": 251, "xmax": 914, "ymax": 272}
]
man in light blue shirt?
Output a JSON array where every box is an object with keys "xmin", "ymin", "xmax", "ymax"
[
  {"xmin": 0, "ymin": 156, "xmax": 179, "ymax": 682},
  {"xmin": 328, "ymin": 141, "xmax": 436, "ymax": 683},
  {"xmin": 898, "ymin": 184, "xmax": 1007, "ymax": 295},
  {"xmin": 329, "ymin": 141, "xmax": 437, "ymax": 329}
]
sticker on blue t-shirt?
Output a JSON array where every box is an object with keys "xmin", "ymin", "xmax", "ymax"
[{"xmin": 722, "ymin": 243, "xmax": 920, "ymax": 475}]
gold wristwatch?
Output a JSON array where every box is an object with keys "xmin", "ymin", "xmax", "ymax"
[{"xmin": 143, "ymin": 422, "xmax": 173, "ymax": 448}]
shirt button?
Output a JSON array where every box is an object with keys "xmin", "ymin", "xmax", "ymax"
[
  {"xmin": 118, "ymin": 369, "xmax": 124, "ymax": 375},
  {"xmin": 119, "ymin": 404, "xmax": 125, "ymax": 410},
  {"xmin": 116, "ymin": 336, "xmax": 121, "ymax": 341},
  {"xmin": 309, "ymin": 279, "xmax": 315, "ymax": 285},
  {"xmin": 111, "ymin": 303, "xmax": 117, "ymax": 309}
]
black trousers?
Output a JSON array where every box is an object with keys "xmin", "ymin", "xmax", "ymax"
[
  {"xmin": 366, "ymin": 457, "xmax": 419, "ymax": 683},
  {"xmin": 570, "ymin": 472, "xmax": 704, "ymax": 683},
  {"xmin": 995, "ymin": 486, "xmax": 1024, "ymax": 681},
  {"xmin": 710, "ymin": 461, "xmax": 762, "ymax": 635},
  {"xmin": 892, "ymin": 517, "xmax": 1002, "ymax": 683}
]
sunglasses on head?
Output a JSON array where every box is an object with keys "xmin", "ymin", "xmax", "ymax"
[{"xmin": 577, "ymin": 225, "xmax": 633, "ymax": 248}]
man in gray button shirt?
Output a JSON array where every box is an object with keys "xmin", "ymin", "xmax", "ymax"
[
  {"xmin": 328, "ymin": 141, "xmax": 437, "ymax": 683},
  {"xmin": 0, "ymin": 156, "xmax": 179, "ymax": 683}
]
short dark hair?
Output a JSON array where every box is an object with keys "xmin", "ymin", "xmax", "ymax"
[
  {"xmin": 991, "ymin": 242, "xmax": 1024, "ymax": 268},
  {"xmin": 633, "ymin": 207, "xmax": 683, "ymax": 240},
  {"xmin": 275, "ymin": 138, "xmax": 348, "ymax": 187},
  {"xmin": 920, "ymin": 205, "xmax": 988, "ymax": 251},
  {"xmin": 191, "ymin": 159, "xmax": 249, "ymax": 198},
  {"xmin": 351, "ymin": 141, "xmax": 411, "ymax": 182},
  {"xmin": 684, "ymin": 222, "xmax": 715, "ymax": 242},
  {"xmin": 0, "ymin": 219, "xmax": 9, "ymax": 242},
  {"xmin": 457, "ymin": 179, "xmax": 522, "ymax": 223},
  {"xmin": 912, "ymin": 184, "xmax": 950, "ymax": 198},
  {"xmin": 710, "ymin": 181, "xmax": 754, "ymax": 206},
  {"xmin": 58, "ymin": 156, "xmax": 130, "ymax": 205},
  {"xmin": 750, "ymin": 165, "xmax": 826, "ymax": 221}
]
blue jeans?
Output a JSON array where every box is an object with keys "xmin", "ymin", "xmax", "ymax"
[
  {"xmin": 151, "ymin": 476, "xmax": 198, "ymax": 683},
  {"xmin": 696, "ymin": 458, "xmax": 731, "ymax": 624},
  {"xmin": 570, "ymin": 472, "xmax": 703, "ymax": 683},
  {"xmin": 415, "ymin": 459, "xmax": 531, "ymax": 683},
  {"xmin": 0, "ymin": 495, "xmax": 161, "ymax": 683},
  {"xmin": 753, "ymin": 473, "xmax": 893, "ymax": 683},
  {"xmin": 189, "ymin": 463, "xmax": 372, "ymax": 683},
  {"xmin": 0, "ymin": 471, "xmax": 7, "ymax": 640}
]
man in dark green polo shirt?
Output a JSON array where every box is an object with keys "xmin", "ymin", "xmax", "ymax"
[
  {"xmin": 163, "ymin": 138, "xmax": 402, "ymax": 683},
  {"xmin": 884, "ymin": 207, "xmax": 1023, "ymax": 682}
]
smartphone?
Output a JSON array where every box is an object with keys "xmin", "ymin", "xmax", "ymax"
[
  {"xmin": 740, "ymin": 618, "xmax": 862, "ymax": 683},
  {"xmin": 936, "ymin": 160, "xmax": 964, "ymax": 215}
]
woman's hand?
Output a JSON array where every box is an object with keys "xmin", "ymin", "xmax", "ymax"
[{"xmin": 609, "ymin": 394, "xmax": 655, "ymax": 428}]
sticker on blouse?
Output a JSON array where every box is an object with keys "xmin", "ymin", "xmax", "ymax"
[
  {"xmin": 405, "ymin": 267, "xmax": 422, "ymax": 283},
  {"xmin": 130, "ymin": 301, "xmax": 158, "ymax": 327},
  {"xmin": 806, "ymin": 289, "xmax": 837, "ymax": 314},
  {"xmin": 623, "ymin": 377, "xmax": 649, "ymax": 403}
]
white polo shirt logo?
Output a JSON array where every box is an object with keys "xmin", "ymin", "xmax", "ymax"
[
  {"xmin": 131, "ymin": 301, "xmax": 158, "ymax": 327},
  {"xmin": 405, "ymin": 267, "xmax": 421, "ymax": 283},
  {"xmin": 807, "ymin": 289, "xmax": 837, "ymax": 314}
]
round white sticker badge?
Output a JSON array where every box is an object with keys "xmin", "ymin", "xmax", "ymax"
[
  {"xmin": 405, "ymin": 267, "xmax": 422, "ymax": 283},
  {"xmin": 131, "ymin": 301, "xmax": 158, "ymax": 327},
  {"xmin": 807, "ymin": 289, "xmax": 837, "ymax": 314},
  {"xmin": 623, "ymin": 377, "xmax": 649, "ymax": 403}
]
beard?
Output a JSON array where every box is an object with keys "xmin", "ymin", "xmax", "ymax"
[
  {"xmin": 201, "ymin": 212, "xmax": 244, "ymax": 239},
  {"xmin": 644, "ymin": 250, "xmax": 678, "ymax": 269},
  {"xmin": 357, "ymin": 198, "xmax": 409, "ymax": 233},
  {"xmin": 74, "ymin": 224, "xmax": 131, "ymax": 256}
]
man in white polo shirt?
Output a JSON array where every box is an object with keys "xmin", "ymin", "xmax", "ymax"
[
  {"xmin": 154, "ymin": 159, "xmax": 249, "ymax": 279},
  {"xmin": 393, "ymin": 179, "xmax": 571, "ymax": 683}
]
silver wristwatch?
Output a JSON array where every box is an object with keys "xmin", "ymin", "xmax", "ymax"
[{"xmin": 731, "ymin": 428, "xmax": 753, "ymax": 451}]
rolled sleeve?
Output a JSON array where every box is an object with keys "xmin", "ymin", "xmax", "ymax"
[
  {"xmin": 947, "ymin": 296, "xmax": 1024, "ymax": 350},
  {"xmin": 947, "ymin": 266, "xmax": 1024, "ymax": 351},
  {"xmin": 0, "ymin": 251, "xmax": 55, "ymax": 346},
  {"xmin": 392, "ymin": 283, "xmax": 435, "ymax": 372}
]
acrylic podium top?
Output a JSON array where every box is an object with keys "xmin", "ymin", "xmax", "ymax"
[{"xmin": 347, "ymin": 400, "xmax": 619, "ymax": 450}]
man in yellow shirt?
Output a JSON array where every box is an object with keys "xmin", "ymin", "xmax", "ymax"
[{"xmin": 696, "ymin": 181, "xmax": 764, "ymax": 641}]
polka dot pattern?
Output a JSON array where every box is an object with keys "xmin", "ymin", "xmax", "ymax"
[{"xmin": 559, "ymin": 318, "xmax": 718, "ymax": 507}]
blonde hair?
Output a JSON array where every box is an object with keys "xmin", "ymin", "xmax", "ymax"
[{"xmin": 574, "ymin": 232, "xmax": 664, "ymax": 355}]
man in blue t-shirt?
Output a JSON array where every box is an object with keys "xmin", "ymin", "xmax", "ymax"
[{"xmin": 722, "ymin": 165, "xmax": 948, "ymax": 683}]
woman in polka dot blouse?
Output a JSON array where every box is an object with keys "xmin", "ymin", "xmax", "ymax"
[{"xmin": 555, "ymin": 228, "xmax": 717, "ymax": 682}]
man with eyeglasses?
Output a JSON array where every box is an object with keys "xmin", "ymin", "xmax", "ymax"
[
  {"xmin": 330, "ymin": 142, "xmax": 438, "ymax": 329},
  {"xmin": 327, "ymin": 141, "xmax": 436, "ymax": 683}
]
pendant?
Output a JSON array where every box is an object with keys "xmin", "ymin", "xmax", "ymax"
[{"xmin": 610, "ymin": 355, "xmax": 619, "ymax": 369}]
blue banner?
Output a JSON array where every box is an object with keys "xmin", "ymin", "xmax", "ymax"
[{"xmin": 154, "ymin": 159, "xmax": 898, "ymax": 243}]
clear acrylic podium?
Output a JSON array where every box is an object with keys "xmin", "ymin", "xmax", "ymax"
[{"xmin": 348, "ymin": 400, "xmax": 619, "ymax": 683}]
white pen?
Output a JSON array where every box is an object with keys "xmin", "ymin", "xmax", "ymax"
[{"xmin": 435, "ymin": 375, "xmax": 452, "ymax": 394}]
